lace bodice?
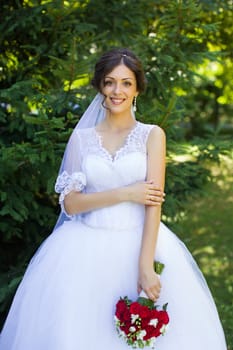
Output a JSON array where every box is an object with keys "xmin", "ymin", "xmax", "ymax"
[
  {"xmin": 84, "ymin": 121, "xmax": 153, "ymax": 162},
  {"xmin": 55, "ymin": 121, "xmax": 155, "ymax": 229}
]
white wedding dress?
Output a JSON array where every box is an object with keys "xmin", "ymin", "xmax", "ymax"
[{"xmin": 0, "ymin": 122, "xmax": 227, "ymax": 349}]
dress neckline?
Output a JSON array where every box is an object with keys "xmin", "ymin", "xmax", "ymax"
[{"xmin": 94, "ymin": 121, "xmax": 140, "ymax": 162}]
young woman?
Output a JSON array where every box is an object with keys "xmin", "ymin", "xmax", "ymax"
[{"xmin": 0, "ymin": 48, "xmax": 227, "ymax": 349}]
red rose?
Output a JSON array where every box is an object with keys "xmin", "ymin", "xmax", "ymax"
[
  {"xmin": 138, "ymin": 304, "xmax": 150, "ymax": 318},
  {"xmin": 143, "ymin": 324, "xmax": 158, "ymax": 339},
  {"xmin": 129, "ymin": 302, "xmax": 141, "ymax": 314},
  {"xmin": 116, "ymin": 299, "xmax": 127, "ymax": 313},
  {"xmin": 120, "ymin": 323, "xmax": 130, "ymax": 334},
  {"xmin": 115, "ymin": 300, "xmax": 128, "ymax": 319},
  {"xmin": 150, "ymin": 309, "xmax": 159, "ymax": 320},
  {"xmin": 122, "ymin": 309, "xmax": 131, "ymax": 322},
  {"xmin": 158, "ymin": 310, "xmax": 169, "ymax": 324}
]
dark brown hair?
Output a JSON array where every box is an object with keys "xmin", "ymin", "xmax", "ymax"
[{"xmin": 91, "ymin": 48, "xmax": 147, "ymax": 93}]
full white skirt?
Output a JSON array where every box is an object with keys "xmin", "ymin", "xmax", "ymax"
[{"xmin": 0, "ymin": 220, "xmax": 227, "ymax": 349}]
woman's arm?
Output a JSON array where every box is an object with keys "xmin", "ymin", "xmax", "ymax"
[
  {"xmin": 138, "ymin": 125, "xmax": 166, "ymax": 301},
  {"xmin": 64, "ymin": 181, "xmax": 165, "ymax": 215}
]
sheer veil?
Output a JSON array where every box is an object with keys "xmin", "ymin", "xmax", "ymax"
[
  {"xmin": 58, "ymin": 93, "xmax": 105, "ymax": 175},
  {"xmin": 53, "ymin": 93, "xmax": 106, "ymax": 230}
]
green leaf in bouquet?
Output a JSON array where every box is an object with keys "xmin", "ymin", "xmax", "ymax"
[
  {"xmin": 154, "ymin": 261, "xmax": 165, "ymax": 275},
  {"xmin": 137, "ymin": 297, "xmax": 155, "ymax": 309},
  {"xmin": 121, "ymin": 296, "xmax": 132, "ymax": 307}
]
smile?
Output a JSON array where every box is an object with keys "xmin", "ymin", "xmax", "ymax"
[{"xmin": 110, "ymin": 98, "xmax": 125, "ymax": 105}]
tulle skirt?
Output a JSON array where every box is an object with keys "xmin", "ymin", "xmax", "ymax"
[{"xmin": 0, "ymin": 221, "xmax": 227, "ymax": 349}]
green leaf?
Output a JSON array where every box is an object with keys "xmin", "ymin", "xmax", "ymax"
[
  {"xmin": 154, "ymin": 261, "xmax": 165, "ymax": 275},
  {"xmin": 137, "ymin": 297, "xmax": 155, "ymax": 309}
]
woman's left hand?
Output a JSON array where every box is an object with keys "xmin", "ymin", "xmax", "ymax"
[{"xmin": 137, "ymin": 269, "xmax": 161, "ymax": 302}]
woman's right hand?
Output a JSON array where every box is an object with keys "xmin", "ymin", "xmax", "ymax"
[{"xmin": 126, "ymin": 181, "xmax": 165, "ymax": 206}]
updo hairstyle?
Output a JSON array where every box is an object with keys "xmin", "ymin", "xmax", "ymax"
[{"xmin": 91, "ymin": 48, "xmax": 147, "ymax": 94}]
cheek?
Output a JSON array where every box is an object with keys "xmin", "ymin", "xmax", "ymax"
[{"xmin": 101, "ymin": 85, "xmax": 112, "ymax": 95}]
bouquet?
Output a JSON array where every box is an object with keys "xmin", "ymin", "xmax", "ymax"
[{"xmin": 114, "ymin": 262, "xmax": 169, "ymax": 349}]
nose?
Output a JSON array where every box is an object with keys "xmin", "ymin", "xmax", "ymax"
[{"xmin": 113, "ymin": 82, "xmax": 121, "ymax": 94}]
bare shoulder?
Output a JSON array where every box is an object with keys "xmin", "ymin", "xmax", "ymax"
[
  {"xmin": 144, "ymin": 124, "xmax": 166, "ymax": 183},
  {"xmin": 147, "ymin": 124, "xmax": 166, "ymax": 146}
]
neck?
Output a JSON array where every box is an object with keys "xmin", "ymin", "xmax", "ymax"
[{"xmin": 103, "ymin": 111, "xmax": 136, "ymax": 131}]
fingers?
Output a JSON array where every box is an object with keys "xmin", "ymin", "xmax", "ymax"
[
  {"xmin": 139, "ymin": 275, "xmax": 162, "ymax": 302},
  {"xmin": 131, "ymin": 181, "xmax": 165, "ymax": 206},
  {"xmin": 147, "ymin": 189, "xmax": 165, "ymax": 197},
  {"xmin": 137, "ymin": 283, "xmax": 142, "ymax": 295},
  {"xmin": 145, "ymin": 182, "xmax": 166, "ymax": 200},
  {"xmin": 149, "ymin": 291, "xmax": 160, "ymax": 302},
  {"xmin": 144, "ymin": 284, "xmax": 161, "ymax": 302},
  {"xmin": 138, "ymin": 284, "xmax": 160, "ymax": 302},
  {"xmin": 145, "ymin": 191, "xmax": 165, "ymax": 206},
  {"xmin": 148, "ymin": 193, "xmax": 165, "ymax": 201},
  {"xmin": 146, "ymin": 180, "xmax": 163, "ymax": 191}
]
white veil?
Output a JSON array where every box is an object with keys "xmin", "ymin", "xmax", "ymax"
[
  {"xmin": 58, "ymin": 93, "xmax": 105, "ymax": 175},
  {"xmin": 53, "ymin": 93, "xmax": 106, "ymax": 230}
]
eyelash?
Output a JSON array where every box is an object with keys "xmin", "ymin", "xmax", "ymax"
[
  {"xmin": 103, "ymin": 80, "xmax": 132, "ymax": 87},
  {"xmin": 104, "ymin": 80, "xmax": 112, "ymax": 86}
]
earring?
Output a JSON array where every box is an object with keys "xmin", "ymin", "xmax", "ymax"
[{"xmin": 133, "ymin": 96, "xmax": 137, "ymax": 112}]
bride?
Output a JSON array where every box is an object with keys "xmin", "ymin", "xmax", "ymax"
[{"xmin": 0, "ymin": 48, "xmax": 227, "ymax": 349}]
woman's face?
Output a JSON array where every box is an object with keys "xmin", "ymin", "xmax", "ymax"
[{"xmin": 101, "ymin": 64, "xmax": 138, "ymax": 116}]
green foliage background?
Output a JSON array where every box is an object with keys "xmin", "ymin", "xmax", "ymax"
[{"xmin": 0, "ymin": 0, "xmax": 232, "ymax": 346}]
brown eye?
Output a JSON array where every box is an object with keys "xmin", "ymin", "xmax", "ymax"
[
  {"xmin": 104, "ymin": 80, "xmax": 112, "ymax": 86},
  {"xmin": 123, "ymin": 81, "xmax": 132, "ymax": 87}
]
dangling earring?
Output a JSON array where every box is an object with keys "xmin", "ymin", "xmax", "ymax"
[{"xmin": 133, "ymin": 96, "xmax": 137, "ymax": 112}]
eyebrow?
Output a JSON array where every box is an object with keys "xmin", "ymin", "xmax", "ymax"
[{"xmin": 104, "ymin": 76, "xmax": 135, "ymax": 80}]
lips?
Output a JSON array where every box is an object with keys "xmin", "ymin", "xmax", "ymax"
[{"xmin": 110, "ymin": 97, "xmax": 125, "ymax": 105}]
